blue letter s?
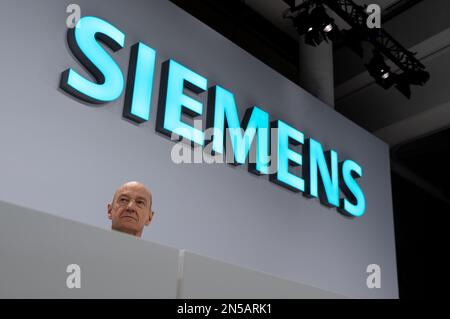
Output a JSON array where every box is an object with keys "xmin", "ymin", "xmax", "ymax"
[{"xmin": 60, "ymin": 16, "xmax": 125, "ymax": 103}]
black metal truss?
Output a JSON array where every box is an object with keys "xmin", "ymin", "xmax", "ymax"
[{"xmin": 287, "ymin": 0, "xmax": 427, "ymax": 74}]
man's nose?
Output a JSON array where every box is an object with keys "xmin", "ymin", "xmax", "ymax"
[{"xmin": 126, "ymin": 200, "xmax": 137, "ymax": 211}]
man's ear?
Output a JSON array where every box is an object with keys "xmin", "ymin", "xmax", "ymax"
[
  {"xmin": 145, "ymin": 210, "xmax": 154, "ymax": 226},
  {"xmin": 107, "ymin": 203, "xmax": 113, "ymax": 220}
]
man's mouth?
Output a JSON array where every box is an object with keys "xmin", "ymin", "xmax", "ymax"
[{"xmin": 120, "ymin": 214, "xmax": 138, "ymax": 222}]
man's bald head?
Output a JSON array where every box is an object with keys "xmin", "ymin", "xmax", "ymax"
[
  {"xmin": 108, "ymin": 181, "xmax": 154, "ymax": 238},
  {"xmin": 111, "ymin": 181, "xmax": 152, "ymax": 206}
]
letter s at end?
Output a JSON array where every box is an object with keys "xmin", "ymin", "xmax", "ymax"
[{"xmin": 338, "ymin": 159, "xmax": 366, "ymax": 217}]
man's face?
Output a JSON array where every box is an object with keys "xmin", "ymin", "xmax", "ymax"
[{"xmin": 107, "ymin": 182, "xmax": 153, "ymax": 237}]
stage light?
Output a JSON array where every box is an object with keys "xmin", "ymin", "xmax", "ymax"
[
  {"xmin": 284, "ymin": 0, "xmax": 430, "ymax": 99},
  {"xmin": 323, "ymin": 23, "xmax": 333, "ymax": 33},
  {"xmin": 305, "ymin": 26, "xmax": 325, "ymax": 46},
  {"xmin": 303, "ymin": 5, "xmax": 338, "ymax": 46},
  {"xmin": 310, "ymin": 5, "xmax": 334, "ymax": 34},
  {"xmin": 365, "ymin": 52, "xmax": 430, "ymax": 98},
  {"xmin": 365, "ymin": 52, "xmax": 395, "ymax": 89},
  {"xmin": 288, "ymin": 3, "xmax": 339, "ymax": 47},
  {"xmin": 291, "ymin": 9, "xmax": 314, "ymax": 36}
]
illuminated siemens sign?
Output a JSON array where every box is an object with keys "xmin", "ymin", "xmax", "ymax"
[{"xmin": 60, "ymin": 16, "xmax": 366, "ymax": 217}]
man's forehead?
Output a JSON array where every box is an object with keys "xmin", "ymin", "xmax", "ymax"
[{"xmin": 115, "ymin": 183, "xmax": 152, "ymax": 200}]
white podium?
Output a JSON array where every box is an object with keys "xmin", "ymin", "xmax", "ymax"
[
  {"xmin": 0, "ymin": 201, "xmax": 346, "ymax": 299},
  {"xmin": 0, "ymin": 201, "xmax": 179, "ymax": 298}
]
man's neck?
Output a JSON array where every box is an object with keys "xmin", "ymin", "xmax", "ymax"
[{"xmin": 112, "ymin": 226, "xmax": 142, "ymax": 238}]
